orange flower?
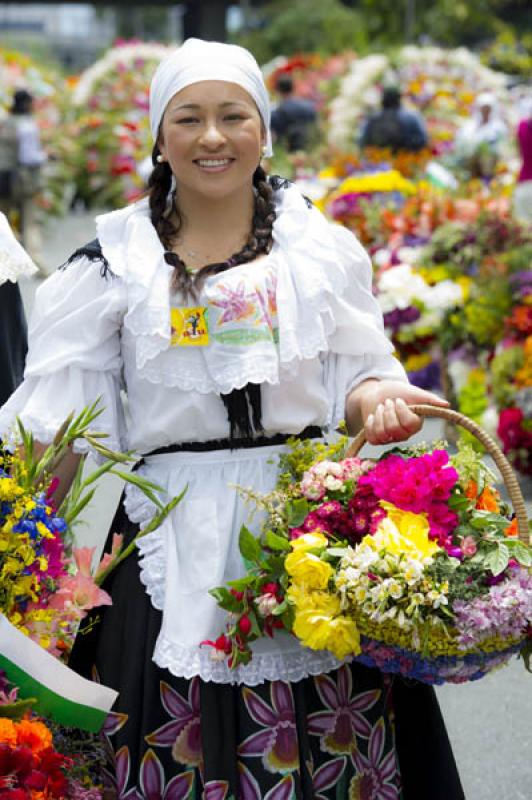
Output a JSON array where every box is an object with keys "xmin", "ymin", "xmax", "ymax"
[
  {"xmin": 465, "ymin": 480, "xmax": 478, "ymax": 500},
  {"xmin": 16, "ymin": 718, "xmax": 53, "ymax": 753},
  {"xmin": 504, "ymin": 518, "xmax": 519, "ymax": 538},
  {"xmin": 0, "ymin": 717, "xmax": 17, "ymax": 746},
  {"xmin": 476, "ymin": 486, "xmax": 500, "ymax": 513}
]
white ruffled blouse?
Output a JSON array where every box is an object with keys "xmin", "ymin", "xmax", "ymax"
[
  {"xmin": 0, "ymin": 183, "xmax": 407, "ymax": 684},
  {"xmin": 0, "ymin": 212, "xmax": 38, "ymax": 286}
]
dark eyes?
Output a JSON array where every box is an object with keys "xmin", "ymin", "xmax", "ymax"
[{"xmin": 176, "ymin": 114, "xmax": 246, "ymax": 125}]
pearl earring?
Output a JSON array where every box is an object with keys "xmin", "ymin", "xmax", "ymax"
[
  {"xmin": 156, "ymin": 154, "xmax": 165, "ymax": 164},
  {"xmin": 261, "ymin": 145, "xmax": 267, "ymax": 156}
]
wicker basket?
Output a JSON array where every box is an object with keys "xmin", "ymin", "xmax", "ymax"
[{"xmin": 343, "ymin": 404, "xmax": 530, "ymax": 685}]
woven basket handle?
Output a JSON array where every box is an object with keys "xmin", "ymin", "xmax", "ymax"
[{"xmin": 345, "ymin": 403, "xmax": 530, "ymax": 543}]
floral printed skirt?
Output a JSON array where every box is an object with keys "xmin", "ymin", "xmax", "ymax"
[{"xmin": 70, "ymin": 498, "xmax": 465, "ymax": 800}]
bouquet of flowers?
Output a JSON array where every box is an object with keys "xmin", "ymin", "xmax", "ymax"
[
  {"xmin": 0, "ymin": 403, "xmax": 183, "ymax": 728},
  {"xmin": 207, "ymin": 405, "xmax": 532, "ymax": 685}
]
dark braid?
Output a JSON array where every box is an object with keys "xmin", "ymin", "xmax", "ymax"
[
  {"xmin": 148, "ymin": 145, "xmax": 180, "ymax": 251},
  {"xmin": 148, "ymin": 155, "xmax": 276, "ymax": 299}
]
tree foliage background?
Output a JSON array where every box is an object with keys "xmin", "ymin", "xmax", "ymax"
[{"xmin": 234, "ymin": 0, "xmax": 532, "ymax": 64}]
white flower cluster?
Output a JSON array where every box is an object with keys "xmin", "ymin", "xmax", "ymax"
[
  {"xmin": 376, "ymin": 262, "xmax": 463, "ymax": 321},
  {"xmin": 73, "ymin": 43, "xmax": 173, "ymax": 105},
  {"xmin": 336, "ymin": 533, "xmax": 448, "ymax": 629}
]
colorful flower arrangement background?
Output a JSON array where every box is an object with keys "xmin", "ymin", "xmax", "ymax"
[
  {"xmin": 0, "ymin": 48, "xmax": 75, "ymax": 220},
  {"xmin": 327, "ymin": 46, "xmax": 510, "ymax": 153},
  {"xmin": 207, "ymin": 430, "xmax": 532, "ymax": 685},
  {"xmin": 68, "ymin": 41, "xmax": 172, "ymax": 208},
  {"xmin": 0, "ymin": 404, "xmax": 183, "ymax": 797}
]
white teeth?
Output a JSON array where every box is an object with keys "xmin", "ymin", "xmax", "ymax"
[{"xmin": 197, "ymin": 159, "xmax": 231, "ymax": 167}]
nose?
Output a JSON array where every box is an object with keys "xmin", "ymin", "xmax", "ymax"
[{"xmin": 199, "ymin": 121, "xmax": 226, "ymax": 149}]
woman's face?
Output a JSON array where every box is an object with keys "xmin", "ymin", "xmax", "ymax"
[{"xmin": 158, "ymin": 80, "xmax": 265, "ymax": 200}]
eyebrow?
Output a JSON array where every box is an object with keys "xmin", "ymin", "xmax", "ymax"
[{"xmin": 170, "ymin": 101, "xmax": 248, "ymax": 112}]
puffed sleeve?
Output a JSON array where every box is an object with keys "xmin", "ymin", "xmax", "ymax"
[
  {"xmin": 0, "ymin": 256, "xmax": 127, "ymax": 454},
  {"xmin": 322, "ymin": 223, "xmax": 408, "ymax": 430}
]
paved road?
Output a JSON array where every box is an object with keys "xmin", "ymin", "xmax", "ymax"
[{"xmin": 18, "ymin": 212, "xmax": 532, "ymax": 800}]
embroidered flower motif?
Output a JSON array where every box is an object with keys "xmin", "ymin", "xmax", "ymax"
[
  {"xmin": 91, "ymin": 667, "xmax": 131, "ymax": 796},
  {"xmin": 203, "ymin": 780, "xmax": 231, "ymax": 800},
  {"xmin": 312, "ymin": 756, "xmax": 348, "ymax": 800},
  {"xmin": 308, "ymin": 666, "xmax": 380, "ymax": 755},
  {"xmin": 211, "ymin": 282, "xmax": 256, "ymax": 325},
  {"xmin": 238, "ymin": 682, "xmax": 299, "ymax": 774},
  {"xmin": 349, "ymin": 718, "xmax": 399, "ymax": 800},
  {"xmin": 145, "ymin": 679, "xmax": 203, "ymax": 769},
  {"xmin": 113, "ymin": 746, "xmax": 141, "ymax": 799},
  {"xmin": 138, "ymin": 748, "xmax": 195, "ymax": 799},
  {"xmin": 238, "ymin": 761, "xmax": 295, "ymax": 799}
]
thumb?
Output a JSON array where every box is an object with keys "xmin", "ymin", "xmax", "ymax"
[{"xmin": 405, "ymin": 387, "xmax": 450, "ymax": 407}]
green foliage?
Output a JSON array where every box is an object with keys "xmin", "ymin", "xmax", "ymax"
[
  {"xmin": 233, "ymin": 0, "xmax": 368, "ymax": 63},
  {"xmin": 357, "ymin": 0, "xmax": 531, "ymax": 47},
  {"xmin": 491, "ymin": 346, "xmax": 525, "ymax": 408},
  {"xmin": 481, "ymin": 28, "xmax": 532, "ymax": 77}
]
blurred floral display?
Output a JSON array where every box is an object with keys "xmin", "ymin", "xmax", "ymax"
[
  {"xmin": 69, "ymin": 41, "xmax": 172, "ymax": 208},
  {"xmin": 0, "ymin": 48, "xmax": 75, "ymax": 218}
]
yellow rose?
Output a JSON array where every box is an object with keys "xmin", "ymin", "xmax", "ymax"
[
  {"xmin": 325, "ymin": 616, "xmax": 361, "ymax": 659},
  {"xmin": 367, "ymin": 503, "xmax": 440, "ymax": 560},
  {"xmin": 292, "ymin": 592, "xmax": 342, "ymax": 651},
  {"xmin": 285, "ymin": 550, "xmax": 333, "ymax": 590},
  {"xmin": 290, "ymin": 532, "xmax": 329, "ymax": 552}
]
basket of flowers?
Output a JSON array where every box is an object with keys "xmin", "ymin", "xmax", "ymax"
[{"xmin": 207, "ymin": 404, "xmax": 532, "ymax": 685}]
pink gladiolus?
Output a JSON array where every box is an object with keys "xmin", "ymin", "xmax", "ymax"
[
  {"xmin": 49, "ymin": 573, "xmax": 112, "ymax": 614},
  {"xmin": 95, "ymin": 533, "xmax": 124, "ymax": 580},
  {"xmin": 73, "ymin": 546, "xmax": 95, "ymax": 577}
]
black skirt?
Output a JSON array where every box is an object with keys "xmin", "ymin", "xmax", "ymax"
[
  {"xmin": 0, "ymin": 280, "xmax": 27, "ymax": 407},
  {"xmin": 70, "ymin": 496, "xmax": 465, "ymax": 800}
]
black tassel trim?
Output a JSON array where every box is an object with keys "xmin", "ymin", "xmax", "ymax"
[
  {"xmin": 269, "ymin": 174, "xmax": 313, "ymax": 209},
  {"xmin": 59, "ymin": 238, "xmax": 116, "ymax": 279},
  {"xmin": 221, "ymin": 383, "xmax": 263, "ymax": 442}
]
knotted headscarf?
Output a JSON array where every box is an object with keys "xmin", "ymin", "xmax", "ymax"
[{"xmin": 149, "ymin": 38, "xmax": 273, "ymax": 156}]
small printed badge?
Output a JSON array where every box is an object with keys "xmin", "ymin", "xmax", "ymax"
[{"xmin": 170, "ymin": 306, "xmax": 209, "ymax": 346}]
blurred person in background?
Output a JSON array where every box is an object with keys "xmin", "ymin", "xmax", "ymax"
[
  {"xmin": 360, "ymin": 85, "xmax": 428, "ymax": 153},
  {"xmin": 270, "ymin": 74, "xmax": 317, "ymax": 152},
  {"xmin": 513, "ymin": 97, "xmax": 532, "ymax": 222},
  {"xmin": 0, "ymin": 89, "xmax": 47, "ymax": 268},
  {"xmin": 454, "ymin": 91, "xmax": 507, "ymax": 179}
]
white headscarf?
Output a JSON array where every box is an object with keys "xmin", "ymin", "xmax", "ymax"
[{"xmin": 149, "ymin": 38, "xmax": 273, "ymax": 156}]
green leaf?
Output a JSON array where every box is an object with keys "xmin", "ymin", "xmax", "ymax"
[
  {"xmin": 227, "ymin": 575, "xmax": 257, "ymax": 590},
  {"xmin": 239, "ymin": 525, "xmax": 262, "ymax": 564},
  {"xmin": 249, "ymin": 611, "xmax": 262, "ymax": 638},
  {"xmin": 63, "ymin": 487, "xmax": 97, "ymax": 526},
  {"xmin": 272, "ymin": 599, "xmax": 288, "ymax": 616},
  {"xmin": 264, "ymin": 530, "xmax": 290, "ymax": 551},
  {"xmin": 209, "ymin": 587, "xmax": 241, "ymax": 612},
  {"xmin": 506, "ymin": 540, "xmax": 532, "ymax": 567},
  {"xmin": 324, "ymin": 547, "xmax": 349, "ymax": 558},
  {"xmin": 448, "ymin": 495, "xmax": 471, "ymax": 511},
  {"xmin": 286, "ymin": 498, "xmax": 309, "ymax": 528},
  {"xmin": 485, "ymin": 543, "xmax": 510, "ymax": 576}
]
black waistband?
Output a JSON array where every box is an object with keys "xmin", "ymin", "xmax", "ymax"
[{"xmin": 143, "ymin": 426, "xmax": 323, "ymax": 457}]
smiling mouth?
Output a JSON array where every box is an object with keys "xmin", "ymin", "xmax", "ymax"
[{"xmin": 194, "ymin": 158, "xmax": 234, "ymax": 170}]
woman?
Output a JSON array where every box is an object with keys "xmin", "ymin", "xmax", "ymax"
[
  {"xmin": 0, "ymin": 40, "xmax": 464, "ymax": 799},
  {"xmin": 0, "ymin": 211, "xmax": 35, "ymax": 407}
]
